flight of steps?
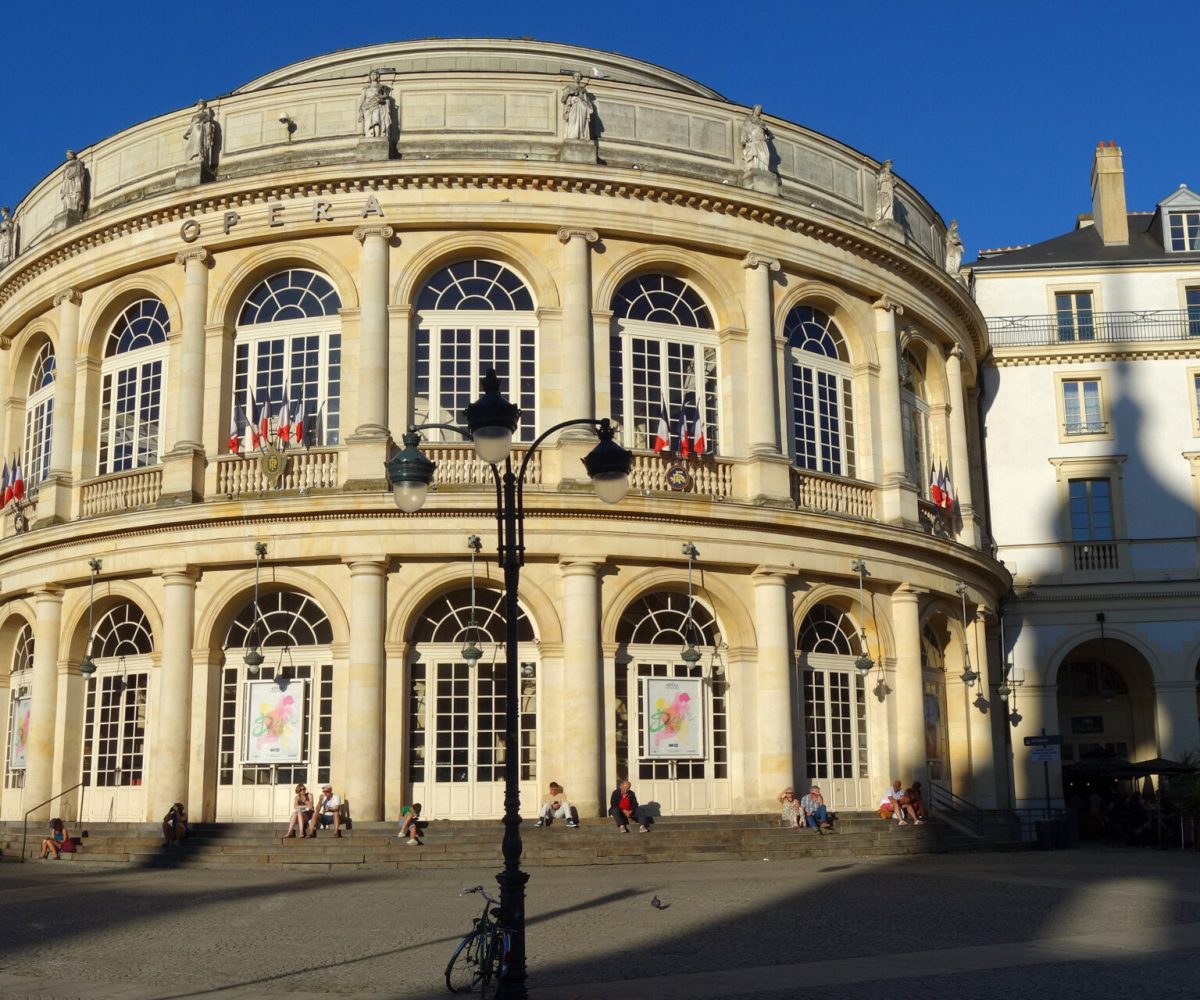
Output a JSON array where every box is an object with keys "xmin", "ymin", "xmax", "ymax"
[{"xmin": 0, "ymin": 812, "xmax": 1026, "ymax": 870}]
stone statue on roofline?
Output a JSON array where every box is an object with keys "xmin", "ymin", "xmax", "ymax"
[
  {"xmin": 876, "ymin": 159, "xmax": 896, "ymax": 222},
  {"xmin": 61, "ymin": 150, "xmax": 87, "ymax": 216},
  {"xmin": 561, "ymin": 72, "xmax": 594, "ymax": 141},
  {"xmin": 183, "ymin": 100, "xmax": 217, "ymax": 168},
  {"xmin": 357, "ymin": 69, "xmax": 391, "ymax": 139},
  {"xmin": 740, "ymin": 105, "xmax": 771, "ymax": 173},
  {"xmin": 945, "ymin": 219, "xmax": 964, "ymax": 276},
  {"xmin": 0, "ymin": 207, "xmax": 14, "ymax": 266}
]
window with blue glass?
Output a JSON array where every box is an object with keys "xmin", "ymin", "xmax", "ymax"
[
  {"xmin": 98, "ymin": 298, "xmax": 168, "ymax": 474},
  {"xmin": 23, "ymin": 341, "xmax": 55, "ymax": 487},
  {"xmin": 1062, "ymin": 378, "xmax": 1105, "ymax": 435},
  {"xmin": 1055, "ymin": 292, "xmax": 1094, "ymax": 342},
  {"xmin": 786, "ymin": 306, "xmax": 856, "ymax": 477},
  {"xmin": 1068, "ymin": 478, "xmax": 1114, "ymax": 541}
]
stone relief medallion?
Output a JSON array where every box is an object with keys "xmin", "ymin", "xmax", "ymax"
[
  {"xmin": 258, "ymin": 443, "xmax": 289, "ymax": 489},
  {"xmin": 666, "ymin": 465, "xmax": 692, "ymax": 492}
]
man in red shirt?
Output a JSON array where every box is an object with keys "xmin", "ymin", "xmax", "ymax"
[{"xmin": 609, "ymin": 779, "xmax": 649, "ymax": 833}]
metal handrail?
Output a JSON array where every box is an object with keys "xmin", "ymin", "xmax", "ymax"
[
  {"xmin": 989, "ymin": 308, "xmax": 1200, "ymax": 347},
  {"xmin": 929, "ymin": 782, "xmax": 984, "ymax": 815},
  {"xmin": 21, "ymin": 782, "xmax": 85, "ymax": 862}
]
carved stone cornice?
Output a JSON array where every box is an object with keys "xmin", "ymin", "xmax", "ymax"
[
  {"xmin": 742, "ymin": 252, "xmax": 780, "ymax": 272},
  {"xmin": 946, "ymin": 344, "xmax": 966, "ymax": 364},
  {"xmin": 557, "ymin": 227, "xmax": 599, "ymax": 244},
  {"xmin": 174, "ymin": 247, "xmax": 210, "ymax": 267},
  {"xmin": 53, "ymin": 288, "xmax": 81, "ymax": 307},
  {"xmin": 353, "ymin": 224, "xmax": 395, "ymax": 243},
  {"xmin": 873, "ymin": 294, "xmax": 904, "ymax": 315}
]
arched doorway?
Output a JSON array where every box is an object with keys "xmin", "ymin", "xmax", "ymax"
[
  {"xmin": 2, "ymin": 622, "xmax": 33, "ymax": 819},
  {"xmin": 79, "ymin": 602, "xmax": 154, "ymax": 822},
  {"xmin": 613, "ymin": 591, "xmax": 729, "ymax": 814},
  {"xmin": 216, "ymin": 589, "xmax": 335, "ymax": 821},
  {"xmin": 1057, "ymin": 638, "xmax": 1156, "ymax": 767},
  {"xmin": 406, "ymin": 587, "xmax": 539, "ymax": 819},
  {"xmin": 922, "ymin": 622, "xmax": 951, "ymax": 787},
  {"xmin": 795, "ymin": 603, "xmax": 872, "ymax": 810}
]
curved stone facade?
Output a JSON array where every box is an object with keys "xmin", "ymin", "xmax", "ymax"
[{"xmin": 0, "ymin": 39, "xmax": 1006, "ymax": 825}]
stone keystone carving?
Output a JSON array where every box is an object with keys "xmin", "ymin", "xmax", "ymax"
[
  {"xmin": 0, "ymin": 207, "xmax": 13, "ymax": 267},
  {"xmin": 561, "ymin": 72, "xmax": 595, "ymax": 141},
  {"xmin": 184, "ymin": 100, "xmax": 217, "ymax": 169},
  {"xmin": 876, "ymin": 159, "xmax": 896, "ymax": 222},
  {"xmin": 740, "ymin": 105, "xmax": 772, "ymax": 173},
  {"xmin": 61, "ymin": 151, "xmax": 87, "ymax": 216},
  {"xmin": 945, "ymin": 219, "xmax": 964, "ymax": 277},
  {"xmin": 357, "ymin": 70, "xmax": 392, "ymax": 139}
]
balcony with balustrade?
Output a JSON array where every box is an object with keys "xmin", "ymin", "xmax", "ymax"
[{"xmin": 988, "ymin": 308, "xmax": 1200, "ymax": 349}]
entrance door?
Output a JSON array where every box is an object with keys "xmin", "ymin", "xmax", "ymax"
[{"xmin": 1, "ymin": 623, "xmax": 34, "ymax": 821}]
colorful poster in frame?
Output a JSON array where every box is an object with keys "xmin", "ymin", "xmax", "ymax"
[
  {"xmin": 242, "ymin": 678, "xmax": 306, "ymax": 764},
  {"xmin": 8, "ymin": 696, "xmax": 30, "ymax": 769},
  {"xmin": 642, "ymin": 676, "xmax": 704, "ymax": 759}
]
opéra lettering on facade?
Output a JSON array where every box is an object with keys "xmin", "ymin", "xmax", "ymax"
[{"xmin": 179, "ymin": 195, "xmax": 384, "ymax": 243}]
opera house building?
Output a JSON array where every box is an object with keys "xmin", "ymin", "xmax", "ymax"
[{"xmin": 0, "ymin": 39, "xmax": 1008, "ymax": 825}]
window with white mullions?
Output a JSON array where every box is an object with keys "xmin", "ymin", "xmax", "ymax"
[
  {"xmin": 1062, "ymin": 378, "xmax": 1104, "ymax": 435},
  {"xmin": 1068, "ymin": 478, "xmax": 1114, "ymax": 541},
  {"xmin": 98, "ymin": 298, "xmax": 168, "ymax": 475},
  {"xmin": 786, "ymin": 306, "xmax": 856, "ymax": 477},
  {"xmin": 1186, "ymin": 288, "xmax": 1200, "ymax": 337},
  {"xmin": 797, "ymin": 604, "xmax": 869, "ymax": 784},
  {"xmin": 232, "ymin": 270, "xmax": 342, "ymax": 451},
  {"xmin": 4, "ymin": 622, "xmax": 33, "ymax": 790},
  {"xmin": 23, "ymin": 342, "xmax": 55, "ymax": 488},
  {"xmin": 1055, "ymin": 292, "xmax": 1095, "ymax": 342},
  {"xmin": 1169, "ymin": 212, "xmax": 1200, "ymax": 252},
  {"xmin": 413, "ymin": 261, "xmax": 538, "ymax": 443},
  {"xmin": 899, "ymin": 350, "xmax": 930, "ymax": 493},
  {"xmin": 610, "ymin": 274, "xmax": 719, "ymax": 454}
]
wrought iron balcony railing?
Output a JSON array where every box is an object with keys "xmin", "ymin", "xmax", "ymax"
[{"xmin": 988, "ymin": 308, "xmax": 1200, "ymax": 348}]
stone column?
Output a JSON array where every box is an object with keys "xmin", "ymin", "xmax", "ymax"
[
  {"xmin": 162, "ymin": 250, "xmax": 211, "ymax": 503},
  {"xmin": 753, "ymin": 568, "xmax": 794, "ymax": 804},
  {"xmin": 345, "ymin": 226, "xmax": 394, "ymax": 489},
  {"xmin": 873, "ymin": 296, "xmax": 916, "ymax": 524},
  {"xmin": 743, "ymin": 254, "xmax": 790, "ymax": 502},
  {"xmin": 560, "ymin": 557, "xmax": 604, "ymax": 816},
  {"xmin": 558, "ymin": 228, "xmax": 598, "ymax": 430},
  {"xmin": 966, "ymin": 609, "xmax": 997, "ymax": 807},
  {"xmin": 25, "ymin": 586, "xmax": 64, "ymax": 820},
  {"xmin": 944, "ymin": 345, "xmax": 978, "ymax": 544},
  {"xmin": 891, "ymin": 586, "xmax": 926, "ymax": 785},
  {"xmin": 1011, "ymin": 684, "xmax": 1064, "ymax": 810},
  {"xmin": 1154, "ymin": 680, "xmax": 1200, "ymax": 761},
  {"xmin": 154, "ymin": 568, "xmax": 198, "ymax": 810},
  {"xmin": 345, "ymin": 558, "xmax": 387, "ymax": 819},
  {"xmin": 39, "ymin": 290, "xmax": 81, "ymax": 524}
]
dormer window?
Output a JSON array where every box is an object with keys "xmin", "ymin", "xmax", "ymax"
[{"xmin": 1169, "ymin": 212, "xmax": 1200, "ymax": 251}]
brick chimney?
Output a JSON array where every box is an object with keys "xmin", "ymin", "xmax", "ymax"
[{"xmin": 1090, "ymin": 141, "xmax": 1129, "ymax": 245}]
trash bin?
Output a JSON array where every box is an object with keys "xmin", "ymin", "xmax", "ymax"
[{"xmin": 1034, "ymin": 819, "xmax": 1057, "ymax": 850}]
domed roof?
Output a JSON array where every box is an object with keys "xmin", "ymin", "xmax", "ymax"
[{"xmin": 234, "ymin": 38, "xmax": 724, "ymax": 101}]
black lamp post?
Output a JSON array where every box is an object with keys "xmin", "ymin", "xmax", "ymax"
[{"xmin": 386, "ymin": 368, "xmax": 633, "ymax": 999}]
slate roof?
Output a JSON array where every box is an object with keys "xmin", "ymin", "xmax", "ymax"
[{"xmin": 972, "ymin": 212, "xmax": 1200, "ymax": 270}]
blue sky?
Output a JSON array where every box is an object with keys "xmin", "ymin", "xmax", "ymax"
[{"xmin": 2, "ymin": 0, "xmax": 1196, "ymax": 257}]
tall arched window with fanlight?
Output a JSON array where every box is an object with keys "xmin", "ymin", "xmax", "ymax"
[
  {"xmin": 613, "ymin": 591, "xmax": 729, "ymax": 813},
  {"xmin": 79, "ymin": 601, "xmax": 154, "ymax": 821},
  {"xmin": 413, "ymin": 260, "xmax": 538, "ymax": 443},
  {"xmin": 3, "ymin": 622, "xmax": 34, "ymax": 799},
  {"xmin": 23, "ymin": 342, "xmax": 55, "ymax": 488},
  {"xmin": 786, "ymin": 306, "xmax": 856, "ymax": 477},
  {"xmin": 900, "ymin": 349, "xmax": 931, "ymax": 494},
  {"xmin": 98, "ymin": 299, "xmax": 169, "ymax": 474},
  {"xmin": 232, "ymin": 269, "xmax": 343, "ymax": 450},
  {"xmin": 609, "ymin": 274, "xmax": 719, "ymax": 454},
  {"xmin": 407, "ymin": 586, "xmax": 539, "ymax": 819},
  {"xmin": 796, "ymin": 603, "xmax": 870, "ymax": 809}
]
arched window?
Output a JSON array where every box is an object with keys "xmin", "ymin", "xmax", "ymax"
[
  {"xmin": 900, "ymin": 349, "xmax": 931, "ymax": 494},
  {"xmin": 408, "ymin": 586, "xmax": 539, "ymax": 796},
  {"xmin": 614, "ymin": 591, "xmax": 726, "ymax": 787},
  {"xmin": 232, "ymin": 269, "xmax": 343, "ymax": 451},
  {"xmin": 81, "ymin": 602, "xmax": 153, "ymax": 798},
  {"xmin": 797, "ymin": 603, "xmax": 869, "ymax": 789},
  {"xmin": 98, "ymin": 299, "xmax": 169, "ymax": 474},
  {"xmin": 23, "ymin": 342, "xmax": 55, "ymax": 488},
  {"xmin": 5, "ymin": 622, "xmax": 33, "ymax": 790},
  {"xmin": 609, "ymin": 274, "xmax": 719, "ymax": 455},
  {"xmin": 218, "ymin": 589, "xmax": 335, "ymax": 808},
  {"xmin": 786, "ymin": 306, "xmax": 856, "ymax": 478},
  {"xmin": 413, "ymin": 260, "xmax": 538, "ymax": 444}
]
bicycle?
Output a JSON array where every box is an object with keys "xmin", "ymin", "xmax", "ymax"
[{"xmin": 445, "ymin": 885, "xmax": 511, "ymax": 997}]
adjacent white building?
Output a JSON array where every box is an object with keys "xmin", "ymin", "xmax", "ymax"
[{"xmin": 974, "ymin": 143, "xmax": 1200, "ymax": 808}]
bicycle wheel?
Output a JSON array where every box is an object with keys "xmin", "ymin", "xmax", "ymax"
[
  {"xmin": 477, "ymin": 930, "xmax": 510, "ymax": 1000},
  {"xmin": 445, "ymin": 930, "xmax": 483, "ymax": 994}
]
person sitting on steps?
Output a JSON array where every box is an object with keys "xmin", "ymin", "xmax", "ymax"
[
  {"xmin": 777, "ymin": 787, "xmax": 804, "ymax": 829},
  {"xmin": 309, "ymin": 784, "xmax": 343, "ymax": 838},
  {"xmin": 801, "ymin": 785, "xmax": 833, "ymax": 832},
  {"xmin": 399, "ymin": 803, "xmax": 422, "ymax": 845},
  {"xmin": 535, "ymin": 781, "xmax": 577, "ymax": 828},
  {"xmin": 286, "ymin": 783, "xmax": 313, "ymax": 838},
  {"xmin": 888, "ymin": 779, "xmax": 923, "ymax": 826},
  {"xmin": 609, "ymin": 779, "xmax": 648, "ymax": 834},
  {"xmin": 162, "ymin": 802, "xmax": 189, "ymax": 845},
  {"xmin": 40, "ymin": 817, "xmax": 75, "ymax": 860}
]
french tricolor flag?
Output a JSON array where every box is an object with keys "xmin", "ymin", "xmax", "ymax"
[
  {"xmin": 692, "ymin": 405, "xmax": 706, "ymax": 457},
  {"xmin": 1, "ymin": 459, "xmax": 9, "ymax": 508},
  {"xmin": 653, "ymin": 400, "xmax": 670, "ymax": 455},
  {"xmin": 12, "ymin": 458, "xmax": 24, "ymax": 502}
]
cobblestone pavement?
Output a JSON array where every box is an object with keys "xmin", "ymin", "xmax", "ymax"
[{"xmin": 2, "ymin": 847, "xmax": 1200, "ymax": 998}]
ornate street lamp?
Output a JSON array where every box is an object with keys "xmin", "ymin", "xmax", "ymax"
[
  {"xmin": 956, "ymin": 581, "xmax": 979, "ymax": 688},
  {"xmin": 244, "ymin": 542, "xmax": 268, "ymax": 674},
  {"xmin": 851, "ymin": 558, "xmax": 874, "ymax": 678},
  {"xmin": 463, "ymin": 535, "xmax": 484, "ymax": 668},
  {"xmin": 79, "ymin": 558, "xmax": 102, "ymax": 677},
  {"xmin": 385, "ymin": 367, "xmax": 633, "ymax": 999},
  {"xmin": 680, "ymin": 542, "xmax": 702, "ymax": 665}
]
